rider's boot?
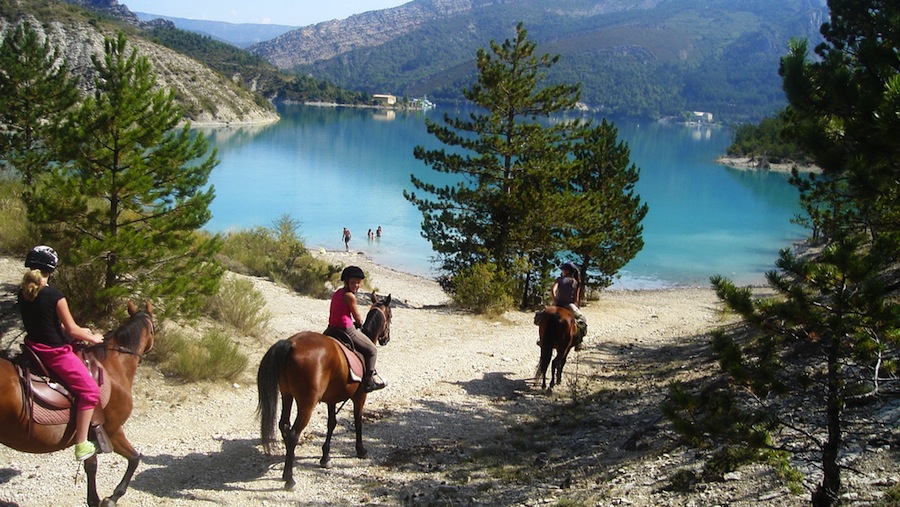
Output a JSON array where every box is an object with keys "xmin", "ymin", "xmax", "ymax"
[{"xmin": 364, "ymin": 370, "xmax": 387, "ymax": 392}]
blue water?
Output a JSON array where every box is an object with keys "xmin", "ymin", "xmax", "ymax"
[{"xmin": 202, "ymin": 104, "xmax": 806, "ymax": 289}]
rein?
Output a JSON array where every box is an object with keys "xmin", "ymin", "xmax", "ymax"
[{"xmin": 85, "ymin": 344, "xmax": 148, "ymax": 362}]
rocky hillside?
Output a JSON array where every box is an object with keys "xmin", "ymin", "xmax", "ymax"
[
  {"xmin": 250, "ymin": 0, "xmax": 481, "ymax": 68},
  {"xmin": 0, "ymin": 1, "xmax": 278, "ymax": 125}
]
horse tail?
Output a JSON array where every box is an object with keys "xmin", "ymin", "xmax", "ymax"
[
  {"xmin": 257, "ymin": 338, "xmax": 293, "ymax": 454},
  {"xmin": 534, "ymin": 311, "xmax": 561, "ymax": 380}
]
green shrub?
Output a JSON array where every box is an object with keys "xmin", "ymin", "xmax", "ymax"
[
  {"xmin": 451, "ymin": 261, "xmax": 514, "ymax": 315},
  {"xmin": 206, "ymin": 276, "xmax": 271, "ymax": 337},
  {"xmin": 219, "ymin": 214, "xmax": 339, "ymax": 297},
  {"xmin": 0, "ymin": 179, "xmax": 38, "ymax": 256},
  {"xmin": 157, "ymin": 328, "xmax": 248, "ymax": 382}
]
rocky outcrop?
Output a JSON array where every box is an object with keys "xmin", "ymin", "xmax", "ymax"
[
  {"xmin": 0, "ymin": 14, "xmax": 278, "ymax": 125},
  {"xmin": 250, "ymin": 0, "xmax": 481, "ymax": 68}
]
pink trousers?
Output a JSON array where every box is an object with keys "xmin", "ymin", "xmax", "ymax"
[{"xmin": 26, "ymin": 340, "xmax": 99, "ymax": 411}]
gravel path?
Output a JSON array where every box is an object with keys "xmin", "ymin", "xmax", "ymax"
[{"xmin": 1, "ymin": 253, "xmax": 895, "ymax": 506}]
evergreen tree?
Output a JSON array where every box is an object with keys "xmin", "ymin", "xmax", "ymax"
[
  {"xmin": 663, "ymin": 2, "xmax": 899, "ymax": 505},
  {"xmin": 0, "ymin": 21, "xmax": 79, "ymax": 185},
  {"xmin": 26, "ymin": 32, "xmax": 222, "ymax": 321},
  {"xmin": 564, "ymin": 119, "xmax": 648, "ymax": 290},
  {"xmin": 405, "ymin": 23, "xmax": 646, "ymax": 308}
]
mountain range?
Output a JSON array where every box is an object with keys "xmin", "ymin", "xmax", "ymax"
[
  {"xmin": 8, "ymin": 0, "xmax": 830, "ymax": 124},
  {"xmin": 244, "ymin": 0, "xmax": 829, "ymax": 122}
]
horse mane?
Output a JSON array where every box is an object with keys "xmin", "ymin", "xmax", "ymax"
[{"xmin": 95, "ymin": 311, "xmax": 152, "ymax": 359}]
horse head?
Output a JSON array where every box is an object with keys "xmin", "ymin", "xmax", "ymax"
[
  {"xmin": 101, "ymin": 300, "xmax": 155, "ymax": 360},
  {"xmin": 363, "ymin": 293, "xmax": 392, "ymax": 346}
]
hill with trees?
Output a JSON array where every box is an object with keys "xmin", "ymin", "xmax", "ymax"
[{"xmin": 251, "ymin": 0, "xmax": 829, "ymax": 123}]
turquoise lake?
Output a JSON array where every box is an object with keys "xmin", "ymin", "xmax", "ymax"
[{"xmin": 201, "ymin": 104, "xmax": 807, "ymax": 289}]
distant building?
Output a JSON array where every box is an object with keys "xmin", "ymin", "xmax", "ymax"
[
  {"xmin": 373, "ymin": 94, "xmax": 397, "ymax": 105},
  {"xmin": 691, "ymin": 111, "xmax": 713, "ymax": 123}
]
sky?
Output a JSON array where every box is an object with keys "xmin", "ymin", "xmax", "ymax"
[{"xmin": 121, "ymin": 0, "xmax": 412, "ymax": 27}]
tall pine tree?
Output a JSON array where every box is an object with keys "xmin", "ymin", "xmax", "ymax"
[
  {"xmin": 405, "ymin": 23, "xmax": 646, "ymax": 308},
  {"xmin": 26, "ymin": 32, "xmax": 222, "ymax": 321}
]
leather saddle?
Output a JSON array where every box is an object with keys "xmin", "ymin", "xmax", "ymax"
[
  {"xmin": 322, "ymin": 328, "xmax": 364, "ymax": 383},
  {"xmin": 15, "ymin": 346, "xmax": 112, "ymax": 452}
]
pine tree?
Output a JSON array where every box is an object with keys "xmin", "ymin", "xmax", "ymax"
[
  {"xmin": 26, "ymin": 32, "xmax": 222, "ymax": 320},
  {"xmin": 0, "ymin": 21, "xmax": 79, "ymax": 185},
  {"xmin": 405, "ymin": 23, "xmax": 646, "ymax": 308}
]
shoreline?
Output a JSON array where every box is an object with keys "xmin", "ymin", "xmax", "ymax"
[{"xmin": 716, "ymin": 155, "xmax": 822, "ymax": 174}]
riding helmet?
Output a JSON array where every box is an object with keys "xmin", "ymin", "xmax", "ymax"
[
  {"xmin": 25, "ymin": 245, "xmax": 59, "ymax": 273},
  {"xmin": 340, "ymin": 265, "xmax": 366, "ymax": 282},
  {"xmin": 560, "ymin": 261, "xmax": 578, "ymax": 274}
]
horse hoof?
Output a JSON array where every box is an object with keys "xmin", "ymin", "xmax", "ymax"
[
  {"xmin": 283, "ymin": 480, "xmax": 296, "ymax": 491},
  {"xmin": 357, "ymin": 448, "xmax": 368, "ymax": 459},
  {"xmin": 100, "ymin": 499, "xmax": 116, "ymax": 507},
  {"xmin": 320, "ymin": 458, "xmax": 332, "ymax": 469}
]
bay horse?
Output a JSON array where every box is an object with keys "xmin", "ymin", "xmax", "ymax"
[
  {"xmin": 534, "ymin": 305, "xmax": 577, "ymax": 390},
  {"xmin": 257, "ymin": 293, "xmax": 391, "ymax": 489},
  {"xmin": 0, "ymin": 300, "xmax": 154, "ymax": 507}
]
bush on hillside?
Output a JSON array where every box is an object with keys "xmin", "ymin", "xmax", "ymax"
[
  {"xmin": 205, "ymin": 276, "xmax": 271, "ymax": 338},
  {"xmin": 154, "ymin": 327, "xmax": 248, "ymax": 383}
]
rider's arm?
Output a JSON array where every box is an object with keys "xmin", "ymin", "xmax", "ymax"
[
  {"xmin": 56, "ymin": 297, "xmax": 104, "ymax": 344},
  {"xmin": 343, "ymin": 291, "xmax": 363, "ymax": 327}
]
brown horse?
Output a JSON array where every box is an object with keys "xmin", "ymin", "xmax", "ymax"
[
  {"xmin": 257, "ymin": 293, "xmax": 392, "ymax": 489},
  {"xmin": 0, "ymin": 300, "xmax": 154, "ymax": 507},
  {"xmin": 534, "ymin": 305, "xmax": 577, "ymax": 390}
]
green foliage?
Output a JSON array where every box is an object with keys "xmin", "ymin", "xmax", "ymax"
[
  {"xmin": 726, "ymin": 109, "xmax": 810, "ymax": 163},
  {"xmin": 0, "ymin": 178, "xmax": 36, "ymax": 255},
  {"xmin": 219, "ymin": 215, "xmax": 340, "ymax": 298},
  {"xmin": 206, "ymin": 276, "xmax": 271, "ymax": 338},
  {"xmin": 21, "ymin": 32, "xmax": 223, "ymax": 322},
  {"xmin": 155, "ymin": 327, "xmax": 248, "ymax": 383},
  {"xmin": 406, "ymin": 23, "xmax": 646, "ymax": 308},
  {"xmin": 451, "ymin": 261, "xmax": 514, "ymax": 315}
]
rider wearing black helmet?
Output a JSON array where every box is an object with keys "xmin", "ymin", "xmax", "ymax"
[
  {"xmin": 326, "ymin": 265, "xmax": 386, "ymax": 392},
  {"xmin": 551, "ymin": 261, "xmax": 587, "ymax": 349},
  {"xmin": 18, "ymin": 246, "xmax": 106, "ymax": 461}
]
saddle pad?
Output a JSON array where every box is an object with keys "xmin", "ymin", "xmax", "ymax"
[
  {"xmin": 334, "ymin": 340, "xmax": 364, "ymax": 383},
  {"xmin": 32, "ymin": 378, "xmax": 112, "ymax": 426}
]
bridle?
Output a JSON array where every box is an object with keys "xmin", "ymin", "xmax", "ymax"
[{"xmin": 88, "ymin": 313, "xmax": 155, "ymax": 362}]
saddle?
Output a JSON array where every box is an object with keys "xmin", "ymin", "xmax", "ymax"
[
  {"xmin": 15, "ymin": 346, "xmax": 113, "ymax": 452},
  {"xmin": 322, "ymin": 328, "xmax": 364, "ymax": 383}
]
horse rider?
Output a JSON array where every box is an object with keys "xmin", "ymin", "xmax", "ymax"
[
  {"xmin": 18, "ymin": 246, "xmax": 106, "ymax": 461},
  {"xmin": 551, "ymin": 261, "xmax": 588, "ymax": 349},
  {"xmin": 325, "ymin": 266, "xmax": 386, "ymax": 392}
]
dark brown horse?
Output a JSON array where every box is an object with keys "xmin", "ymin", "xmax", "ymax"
[
  {"xmin": 0, "ymin": 301, "xmax": 155, "ymax": 507},
  {"xmin": 257, "ymin": 293, "xmax": 392, "ymax": 489},
  {"xmin": 534, "ymin": 305, "xmax": 577, "ymax": 390}
]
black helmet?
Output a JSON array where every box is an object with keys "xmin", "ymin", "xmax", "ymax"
[
  {"xmin": 340, "ymin": 265, "xmax": 366, "ymax": 282},
  {"xmin": 560, "ymin": 261, "xmax": 578, "ymax": 274},
  {"xmin": 25, "ymin": 245, "xmax": 59, "ymax": 273}
]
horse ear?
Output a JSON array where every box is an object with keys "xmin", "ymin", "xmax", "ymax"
[
  {"xmin": 370, "ymin": 292, "xmax": 378, "ymax": 304},
  {"xmin": 144, "ymin": 300, "xmax": 153, "ymax": 315},
  {"xmin": 384, "ymin": 294, "xmax": 391, "ymax": 306},
  {"xmin": 127, "ymin": 300, "xmax": 137, "ymax": 316}
]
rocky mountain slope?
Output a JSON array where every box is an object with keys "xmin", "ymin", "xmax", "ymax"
[{"xmin": 1, "ymin": 1, "xmax": 278, "ymax": 125}]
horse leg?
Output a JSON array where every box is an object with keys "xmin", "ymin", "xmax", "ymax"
[
  {"xmin": 83, "ymin": 453, "xmax": 100, "ymax": 507},
  {"xmin": 278, "ymin": 396, "xmax": 300, "ymax": 490},
  {"xmin": 320, "ymin": 403, "xmax": 337, "ymax": 469},
  {"xmin": 99, "ymin": 430, "xmax": 142, "ymax": 507},
  {"xmin": 353, "ymin": 395, "xmax": 368, "ymax": 459}
]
